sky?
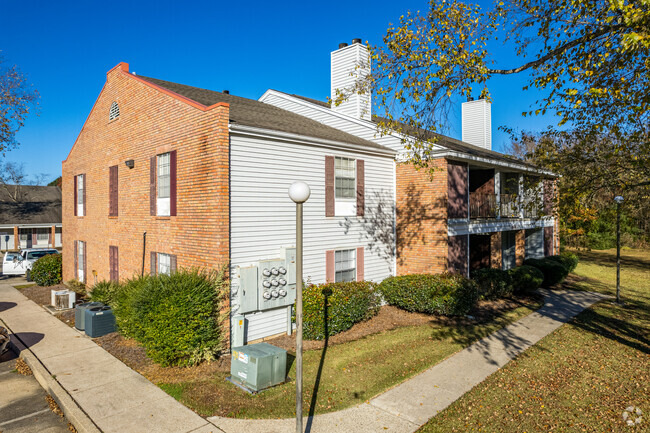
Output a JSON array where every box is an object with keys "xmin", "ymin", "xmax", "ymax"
[{"xmin": 1, "ymin": 0, "xmax": 559, "ymax": 182}]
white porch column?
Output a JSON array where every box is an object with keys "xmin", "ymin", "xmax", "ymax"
[
  {"xmin": 494, "ymin": 170, "xmax": 501, "ymax": 219},
  {"xmin": 518, "ymin": 173, "xmax": 525, "ymax": 218}
]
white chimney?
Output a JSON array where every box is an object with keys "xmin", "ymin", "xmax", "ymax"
[
  {"xmin": 331, "ymin": 39, "xmax": 372, "ymax": 121},
  {"xmin": 462, "ymin": 98, "xmax": 492, "ymax": 150}
]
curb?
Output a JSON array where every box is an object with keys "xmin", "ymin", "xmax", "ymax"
[{"xmin": 2, "ymin": 318, "xmax": 102, "ymax": 433}]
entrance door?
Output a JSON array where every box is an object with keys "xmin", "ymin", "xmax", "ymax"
[{"xmin": 502, "ymin": 231, "xmax": 517, "ymax": 270}]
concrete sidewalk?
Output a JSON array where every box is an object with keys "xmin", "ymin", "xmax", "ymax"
[{"xmin": 0, "ymin": 279, "xmax": 607, "ymax": 433}]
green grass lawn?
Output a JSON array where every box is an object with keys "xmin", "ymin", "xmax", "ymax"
[
  {"xmin": 419, "ymin": 248, "xmax": 650, "ymax": 432},
  {"xmin": 159, "ymin": 297, "xmax": 543, "ymax": 418}
]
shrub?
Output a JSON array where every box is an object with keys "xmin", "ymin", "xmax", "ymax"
[
  {"xmin": 547, "ymin": 252, "xmax": 579, "ymax": 273},
  {"xmin": 379, "ymin": 273, "xmax": 478, "ymax": 316},
  {"xmin": 113, "ymin": 267, "xmax": 228, "ymax": 367},
  {"xmin": 302, "ymin": 281, "xmax": 379, "ymax": 340},
  {"xmin": 88, "ymin": 280, "xmax": 121, "ymax": 305},
  {"xmin": 509, "ymin": 265, "xmax": 544, "ymax": 294},
  {"xmin": 470, "ymin": 268, "xmax": 513, "ymax": 300},
  {"xmin": 30, "ymin": 254, "xmax": 62, "ymax": 286},
  {"xmin": 523, "ymin": 258, "xmax": 569, "ymax": 287},
  {"xmin": 66, "ymin": 279, "xmax": 87, "ymax": 297}
]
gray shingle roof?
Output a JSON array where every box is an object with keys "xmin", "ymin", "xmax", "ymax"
[
  {"xmin": 137, "ymin": 76, "xmax": 392, "ymax": 152},
  {"xmin": 287, "ymin": 92, "xmax": 537, "ymax": 168},
  {"xmin": 0, "ymin": 185, "xmax": 62, "ymax": 225}
]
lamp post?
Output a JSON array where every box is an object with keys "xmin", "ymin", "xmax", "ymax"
[
  {"xmin": 288, "ymin": 181, "xmax": 310, "ymax": 433},
  {"xmin": 614, "ymin": 195, "xmax": 624, "ymax": 304}
]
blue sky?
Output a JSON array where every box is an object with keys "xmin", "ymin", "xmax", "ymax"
[{"xmin": 1, "ymin": 0, "xmax": 557, "ymax": 181}]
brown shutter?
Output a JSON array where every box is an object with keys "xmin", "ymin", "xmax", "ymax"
[
  {"xmin": 325, "ymin": 156, "xmax": 335, "ymax": 217},
  {"xmin": 73, "ymin": 176, "xmax": 78, "ymax": 216},
  {"xmin": 170, "ymin": 254, "xmax": 177, "ymax": 274},
  {"xmin": 82, "ymin": 174, "xmax": 86, "ymax": 217},
  {"xmin": 356, "ymin": 247, "xmax": 364, "ymax": 281},
  {"xmin": 150, "ymin": 156, "xmax": 157, "ymax": 216},
  {"xmin": 82, "ymin": 241, "xmax": 87, "ymax": 284},
  {"xmin": 109, "ymin": 165, "xmax": 118, "ymax": 216},
  {"xmin": 170, "ymin": 150, "xmax": 177, "ymax": 216},
  {"xmin": 74, "ymin": 240, "xmax": 78, "ymax": 279},
  {"xmin": 109, "ymin": 246, "xmax": 119, "ymax": 282},
  {"xmin": 150, "ymin": 251, "xmax": 157, "ymax": 275},
  {"xmin": 325, "ymin": 249, "xmax": 335, "ymax": 283},
  {"xmin": 356, "ymin": 159, "xmax": 365, "ymax": 216}
]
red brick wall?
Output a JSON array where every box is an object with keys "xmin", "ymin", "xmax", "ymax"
[
  {"xmin": 447, "ymin": 161, "xmax": 468, "ymax": 219},
  {"xmin": 490, "ymin": 231, "xmax": 502, "ymax": 269},
  {"xmin": 396, "ymin": 159, "xmax": 448, "ymax": 275},
  {"xmin": 62, "ymin": 65, "xmax": 230, "ymax": 286}
]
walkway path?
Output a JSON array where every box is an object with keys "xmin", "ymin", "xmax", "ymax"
[{"xmin": 0, "ymin": 278, "xmax": 607, "ymax": 433}]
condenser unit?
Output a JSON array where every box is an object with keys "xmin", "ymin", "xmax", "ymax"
[
  {"xmin": 75, "ymin": 302, "xmax": 104, "ymax": 331},
  {"xmin": 228, "ymin": 343, "xmax": 287, "ymax": 393},
  {"xmin": 51, "ymin": 289, "xmax": 76, "ymax": 310},
  {"xmin": 84, "ymin": 306, "xmax": 116, "ymax": 338}
]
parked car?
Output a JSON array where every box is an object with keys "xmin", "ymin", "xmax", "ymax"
[{"xmin": 2, "ymin": 249, "xmax": 59, "ymax": 278}]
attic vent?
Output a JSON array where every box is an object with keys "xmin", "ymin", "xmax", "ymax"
[{"xmin": 109, "ymin": 101, "xmax": 120, "ymax": 121}]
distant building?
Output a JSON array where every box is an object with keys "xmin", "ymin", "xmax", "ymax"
[{"xmin": 0, "ymin": 185, "xmax": 62, "ymax": 251}]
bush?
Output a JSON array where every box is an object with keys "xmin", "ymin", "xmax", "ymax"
[
  {"xmin": 470, "ymin": 268, "xmax": 513, "ymax": 300},
  {"xmin": 302, "ymin": 281, "xmax": 379, "ymax": 340},
  {"xmin": 509, "ymin": 265, "xmax": 544, "ymax": 294},
  {"xmin": 523, "ymin": 258, "xmax": 569, "ymax": 287},
  {"xmin": 88, "ymin": 280, "xmax": 121, "ymax": 305},
  {"xmin": 379, "ymin": 273, "xmax": 478, "ymax": 316},
  {"xmin": 66, "ymin": 279, "xmax": 87, "ymax": 297},
  {"xmin": 547, "ymin": 252, "xmax": 579, "ymax": 273},
  {"xmin": 30, "ymin": 254, "xmax": 62, "ymax": 286},
  {"xmin": 112, "ymin": 268, "xmax": 228, "ymax": 367}
]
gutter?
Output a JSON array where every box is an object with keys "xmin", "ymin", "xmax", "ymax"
[{"xmin": 427, "ymin": 150, "xmax": 558, "ymax": 177}]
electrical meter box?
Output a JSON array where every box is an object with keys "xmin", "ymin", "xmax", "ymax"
[
  {"xmin": 235, "ymin": 247, "xmax": 297, "ymax": 314},
  {"xmin": 230, "ymin": 343, "xmax": 287, "ymax": 392}
]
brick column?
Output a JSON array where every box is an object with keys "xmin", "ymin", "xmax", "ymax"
[
  {"xmin": 515, "ymin": 229, "xmax": 526, "ymax": 266},
  {"xmin": 51, "ymin": 225, "xmax": 56, "ymax": 248},
  {"xmin": 13, "ymin": 226, "xmax": 18, "ymax": 250},
  {"xmin": 490, "ymin": 231, "xmax": 502, "ymax": 269}
]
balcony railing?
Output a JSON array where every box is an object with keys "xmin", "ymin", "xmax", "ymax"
[{"xmin": 469, "ymin": 193, "xmax": 542, "ymax": 219}]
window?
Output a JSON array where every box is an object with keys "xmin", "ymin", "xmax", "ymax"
[
  {"xmin": 36, "ymin": 228, "xmax": 49, "ymax": 242},
  {"xmin": 76, "ymin": 174, "xmax": 85, "ymax": 216},
  {"xmin": 109, "ymin": 101, "xmax": 120, "ymax": 121},
  {"xmin": 77, "ymin": 241, "xmax": 85, "ymax": 282},
  {"xmin": 335, "ymin": 157, "xmax": 356, "ymax": 199},
  {"xmin": 20, "ymin": 233, "xmax": 28, "ymax": 241},
  {"xmin": 157, "ymin": 153, "xmax": 171, "ymax": 216},
  {"xmin": 158, "ymin": 253, "xmax": 171, "ymax": 275},
  {"xmin": 335, "ymin": 249, "xmax": 356, "ymax": 282}
]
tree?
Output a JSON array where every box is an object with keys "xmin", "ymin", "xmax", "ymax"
[
  {"xmin": 0, "ymin": 161, "xmax": 49, "ymax": 202},
  {"xmin": 364, "ymin": 0, "xmax": 649, "ymax": 164},
  {"xmin": 0, "ymin": 56, "xmax": 39, "ymax": 154}
]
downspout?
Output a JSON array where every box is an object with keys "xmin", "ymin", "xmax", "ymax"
[{"xmin": 141, "ymin": 232, "xmax": 147, "ymax": 276}]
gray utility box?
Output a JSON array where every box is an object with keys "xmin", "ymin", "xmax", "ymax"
[
  {"xmin": 236, "ymin": 247, "xmax": 296, "ymax": 314},
  {"xmin": 230, "ymin": 343, "xmax": 287, "ymax": 392},
  {"xmin": 84, "ymin": 306, "xmax": 116, "ymax": 338},
  {"xmin": 75, "ymin": 302, "xmax": 104, "ymax": 331}
]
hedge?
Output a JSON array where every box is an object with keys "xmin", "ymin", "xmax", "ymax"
[
  {"xmin": 379, "ymin": 273, "xmax": 478, "ymax": 316},
  {"xmin": 509, "ymin": 265, "xmax": 544, "ymax": 294},
  {"xmin": 547, "ymin": 252, "xmax": 579, "ymax": 273},
  {"xmin": 302, "ymin": 281, "xmax": 379, "ymax": 340},
  {"xmin": 470, "ymin": 268, "xmax": 513, "ymax": 300},
  {"xmin": 30, "ymin": 254, "xmax": 62, "ymax": 286},
  {"xmin": 95, "ymin": 267, "xmax": 228, "ymax": 367},
  {"xmin": 523, "ymin": 258, "xmax": 569, "ymax": 287}
]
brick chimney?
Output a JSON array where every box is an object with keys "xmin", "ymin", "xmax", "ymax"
[
  {"xmin": 462, "ymin": 98, "xmax": 492, "ymax": 150},
  {"xmin": 331, "ymin": 39, "xmax": 372, "ymax": 121}
]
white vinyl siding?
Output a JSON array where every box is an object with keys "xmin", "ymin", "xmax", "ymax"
[
  {"xmin": 230, "ymin": 133, "xmax": 395, "ymax": 341},
  {"xmin": 157, "ymin": 153, "xmax": 171, "ymax": 216},
  {"xmin": 331, "ymin": 43, "xmax": 371, "ymax": 121}
]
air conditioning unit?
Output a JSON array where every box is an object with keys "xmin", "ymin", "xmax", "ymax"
[
  {"xmin": 229, "ymin": 343, "xmax": 287, "ymax": 393},
  {"xmin": 84, "ymin": 306, "xmax": 116, "ymax": 338},
  {"xmin": 51, "ymin": 289, "xmax": 76, "ymax": 310},
  {"xmin": 75, "ymin": 302, "xmax": 104, "ymax": 331}
]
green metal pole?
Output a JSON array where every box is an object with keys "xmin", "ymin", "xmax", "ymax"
[{"xmin": 296, "ymin": 201, "xmax": 303, "ymax": 433}]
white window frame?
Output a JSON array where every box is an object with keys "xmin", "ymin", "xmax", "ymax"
[
  {"xmin": 334, "ymin": 157, "xmax": 356, "ymax": 216},
  {"xmin": 335, "ymin": 248, "xmax": 356, "ymax": 282},
  {"xmin": 157, "ymin": 253, "xmax": 171, "ymax": 276},
  {"xmin": 77, "ymin": 174, "xmax": 84, "ymax": 216},
  {"xmin": 157, "ymin": 153, "xmax": 171, "ymax": 216},
  {"xmin": 78, "ymin": 241, "xmax": 85, "ymax": 282}
]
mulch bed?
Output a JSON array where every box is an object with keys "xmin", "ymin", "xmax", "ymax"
[{"xmin": 14, "ymin": 280, "xmax": 542, "ymax": 386}]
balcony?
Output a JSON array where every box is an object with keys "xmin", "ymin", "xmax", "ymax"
[{"xmin": 469, "ymin": 193, "xmax": 542, "ymax": 219}]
